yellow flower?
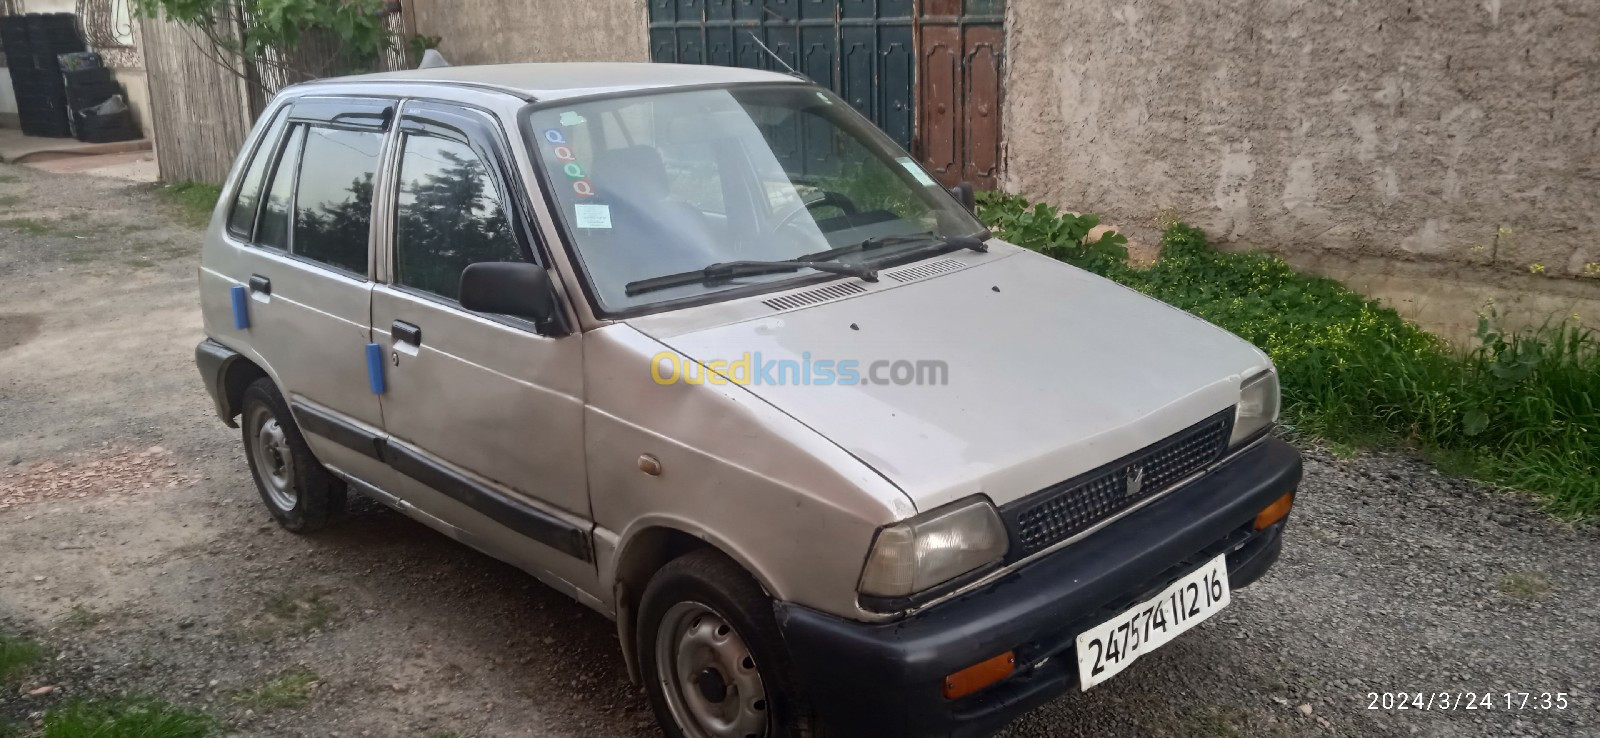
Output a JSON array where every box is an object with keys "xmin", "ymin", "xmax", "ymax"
[{"xmin": 1529, "ymin": 263, "xmax": 1546, "ymax": 274}]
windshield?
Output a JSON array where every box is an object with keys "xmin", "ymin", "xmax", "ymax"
[{"xmin": 525, "ymin": 84, "xmax": 985, "ymax": 313}]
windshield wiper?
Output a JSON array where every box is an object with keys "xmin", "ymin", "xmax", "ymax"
[
  {"xmin": 796, "ymin": 230, "xmax": 990, "ymax": 263},
  {"xmin": 625, "ymin": 259, "xmax": 879, "ymax": 297}
]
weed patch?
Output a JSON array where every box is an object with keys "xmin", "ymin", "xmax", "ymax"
[
  {"xmin": 0, "ymin": 633, "xmax": 43, "ymax": 686},
  {"xmin": 63, "ymin": 605, "xmax": 106, "ymax": 630},
  {"xmin": 157, "ymin": 182, "xmax": 221, "ymax": 228},
  {"xmin": 978, "ymin": 192, "xmax": 1600, "ymax": 519},
  {"xmin": 262, "ymin": 588, "xmax": 337, "ymax": 633},
  {"xmin": 1499, "ymin": 571, "xmax": 1552, "ymax": 600},
  {"xmin": 233, "ymin": 668, "xmax": 318, "ymax": 711},
  {"xmin": 0, "ymin": 218, "xmax": 53, "ymax": 237},
  {"xmin": 40, "ymin": 697, "xmax": 215, "ymax": 738}
]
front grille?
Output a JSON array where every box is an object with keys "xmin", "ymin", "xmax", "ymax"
[{"xmin": 1003, "ymin": 409, "xmax": 1234, "ymax": 556}]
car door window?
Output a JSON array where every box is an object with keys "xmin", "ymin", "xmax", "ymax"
[
  {"xmin": 228, "ymin": 108, "xmax": 289, "ymax": 238},
  {"xmin": 292, "ymin": 126, "xmax": 384, "ymax": 277},
  {"xmin": 393, "ymin": 133, "xmax": 521, "ymax": 301},
  {"xmin": 256, "ymin": 124, "xmax": 305, "ymax": 252}
]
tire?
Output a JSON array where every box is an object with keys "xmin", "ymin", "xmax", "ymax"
[
  {"xmin": 239, "ymin": 377, "xmax": 346, "ymax": 533},
  {"xmin": 638, "ymin": 549, "xmax": 825, "ymax": 738}
]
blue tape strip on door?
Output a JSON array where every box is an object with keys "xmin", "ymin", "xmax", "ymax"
[
  {"xmin": 230, "ymin": 284, "xmax": 249, "ymax": 329},
  {"xmin": 366, "ymin": 343, "xmax": 386, "ymax": 394}
]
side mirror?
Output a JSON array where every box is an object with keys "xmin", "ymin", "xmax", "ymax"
[
  {"xmin": 459, "ymin": 262, "xmax": 563, "ymax": 332},
  {"xmin": 950, "ymin": 181, "xmax": 976, "ymax": 214}
]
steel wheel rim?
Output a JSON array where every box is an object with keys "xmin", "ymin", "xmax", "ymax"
[
  {"xmin": 247, "ymin": 404, "xmax": 297, "ymax": 511},
  {"xmin": 655, "ymin": 601, "xmax": 769, "ymax": 738}
]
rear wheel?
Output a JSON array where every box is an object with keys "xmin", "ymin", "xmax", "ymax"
[
  {"xmin": 638, "ymin": 549, "xmax": 823, "ymax": 738},
  {"xmin": 240, "ymin": 377, "xmax": 345, "ymax": 532}
]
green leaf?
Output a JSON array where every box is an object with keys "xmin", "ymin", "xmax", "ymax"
[{"xmin": 1463, "ymin": 409, "xmax": 1490, "ymax": 437}]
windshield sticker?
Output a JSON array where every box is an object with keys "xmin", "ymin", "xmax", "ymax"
[
  {"xmin": 560, "ymin": 110, "xmax": 586, "ymax": 126},
  {"xmin": 574, "ymin": 203, "xmax": 612, "ymax": 229},
  {"xmin": 543, "ymin": 128, "xmax": 566, "ymax": 144},
  {"xmin": 896, "ymin": 156, "xmax": 939, "ymax": 188}
]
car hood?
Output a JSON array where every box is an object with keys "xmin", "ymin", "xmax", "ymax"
[{"xmin": 629, "ymin": 248, "xmax": 1271, "ymax": 512}]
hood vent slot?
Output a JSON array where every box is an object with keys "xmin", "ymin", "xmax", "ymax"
[
  {"xmin": 762, "ymin": 281, "xmax": 867, "ymax": 311},
  {"xmin": 884, "ymin": 259, "xmax": 965, "ymax": 283}
]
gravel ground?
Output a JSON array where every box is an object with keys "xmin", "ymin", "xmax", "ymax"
[{"xmin": 1, "ymin": 164, "xmax": 1595, "ymax": 737}]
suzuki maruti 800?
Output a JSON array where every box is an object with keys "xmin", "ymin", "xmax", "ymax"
[{"xmin": 195, "ymin": 62, "xmax": 1302, "ymax": 738}]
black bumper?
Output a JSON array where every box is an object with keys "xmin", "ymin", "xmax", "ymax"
[
  {"xmin": 195, "ymin": 338, "xmax": 243, "ymax": 428},
  {"xmin": 775, "ymin": 437, "xmax": 1302, "ymax": 738}
]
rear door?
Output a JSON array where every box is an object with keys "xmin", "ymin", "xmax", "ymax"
[
  {"xmin": 212, "ymin": 96, "xmax": 393, "ymax": 482},
  {"xmin": 369, "ymin": 101, "xmax": 595, "ymax": 591}
]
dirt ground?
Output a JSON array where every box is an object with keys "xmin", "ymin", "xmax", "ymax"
[{"xmin": 1, "ymin": 164, "xmax": 1596, "ymax": 738}]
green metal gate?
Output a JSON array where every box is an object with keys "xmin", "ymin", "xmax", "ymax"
[{"xmin": 647, "ymin": 0, "xmax": 1003, "ymax": 188}]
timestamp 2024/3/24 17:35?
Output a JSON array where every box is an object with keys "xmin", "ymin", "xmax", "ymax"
[{"xmin": 1367, "ymin": 692, "xmax": 1572, "ymax": 712}]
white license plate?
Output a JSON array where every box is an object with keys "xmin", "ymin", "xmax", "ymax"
[{"xmin": 1075, "ymin": 554, "xmax": 1230, "ymax": 690}]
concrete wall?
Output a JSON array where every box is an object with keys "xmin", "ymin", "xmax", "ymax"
[
  {"xmin": 1004, "ymin": 0, "xmax": 1600, "ymax": 329},
  {"xmin": 406, "ymin": 0, "xmax": 649, "ymax": 66}
]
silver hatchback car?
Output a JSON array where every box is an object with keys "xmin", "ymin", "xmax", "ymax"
[{"xmin": 195, "ymin": 62, "xmax": 1301, "ymax": 738}]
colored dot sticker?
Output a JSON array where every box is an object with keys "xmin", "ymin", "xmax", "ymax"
[{"xmin": 543, "ymin": 129, "xmax": 566, "ymax": 144}]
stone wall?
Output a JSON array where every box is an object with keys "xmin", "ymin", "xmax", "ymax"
[
  {"xmin": 406, "ymin": 0, "xmax": 649, "ymax": 66},
  {"xmin": 1003, "ymin": 0, "xmax": 1600, "ymax": 329}
]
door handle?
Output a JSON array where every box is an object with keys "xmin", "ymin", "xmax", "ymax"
[
  {"xmin": 392, "ymin": 320, "xmax": 422, "ymax": 346},
  {"xmin": 248, "ymin": 274, "xmax": 271, "ymax": 295}
]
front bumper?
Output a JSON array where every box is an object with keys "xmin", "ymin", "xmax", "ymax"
[{"xmin": 775, "ymin": 437, "xmax": 1302, "ymax": 738}]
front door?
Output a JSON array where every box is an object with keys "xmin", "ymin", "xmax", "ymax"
[{"xmin": 369, "ymin": 101, "xmax": 595, "ymax": 590}]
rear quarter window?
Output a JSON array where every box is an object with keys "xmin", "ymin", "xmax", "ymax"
[{"xmin": 227, "ymin": 108, "xmax": 289, "ymax": 238}]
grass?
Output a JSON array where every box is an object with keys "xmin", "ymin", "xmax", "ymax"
[
  {"xmin": 1499, "ymin": 570, "xmax": 1552, "ymax": 600},
  {"xmin": 0, "ymin": 633, "xmax": 43, "ymax": 687},
  {"xmin": 0, "ymin": 194, "xmax": 22, "ymax": 208},
  {"xmin": 978, "ymin": 192, "xmax": 1600, "ymax": 520},
  {"xmin": 233, "ymin": 668, "xmax": 318, "ymax": 710},
  {"xmin": 157, "ymin": 181, "xmax": 222, "ymax": 228},
  {"xmin": 0, "ymin": 217, "xmax": 53, "ymax": 237},
  {"xmin": 63, "ymin": 605, "xmax": 106, "ymax": 630},
  {"xmin": 262, "ymin": 589, "xmax": 337, "ymax": 632},
  {"xmin": 39, "ymin": 697, "xmax": 215, "ymax": 738}
]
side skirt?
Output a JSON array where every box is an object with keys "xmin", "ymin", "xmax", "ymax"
[{"xmin": 290, "ymin": 400, "xmax": 594, "ymax": 564}]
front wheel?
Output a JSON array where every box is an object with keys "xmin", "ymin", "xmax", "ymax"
[{"xmin": 638, "ymin": 549, "xmax": 824, "ymax": 738}]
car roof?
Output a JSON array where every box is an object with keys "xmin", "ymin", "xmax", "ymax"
[{"xmin": 308, "ymin": 62, "xmax": 803, "ymax": 102}]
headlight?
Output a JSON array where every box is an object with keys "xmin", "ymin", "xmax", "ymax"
[
  {"xmin": 858, "ymin": 497, "xmax": 1008, "ymax": 598},
  {"xmin": 1230, "ymin": 369, "xmax": 1280, "ymax": 446}
]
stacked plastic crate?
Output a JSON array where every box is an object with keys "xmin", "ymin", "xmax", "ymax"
[
  {"xmin": 59, "ymin": 51, "xmax": 138, "ymax": 143},
  {"xmin": 2, "ymin": 12, "xmax": 88, "ymax": 138}
]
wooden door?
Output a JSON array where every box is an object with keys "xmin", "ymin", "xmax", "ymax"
[{"xmin": 917, "ymin": 0, "xmax": 1003, "ymax": 188}]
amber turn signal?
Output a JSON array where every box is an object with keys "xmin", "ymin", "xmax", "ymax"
[
  {"xmin": 943, "ymin": 651, "xmax": 1015, "ymax": 699},
  {"xmin": 1254, "ymin": 492, "xmax": 1294, "ymax": 530}
]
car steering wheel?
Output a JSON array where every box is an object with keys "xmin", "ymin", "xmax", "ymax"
[{"xmin": 773, "ymin": 191, "xmax": 860, "ymax": 232}]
